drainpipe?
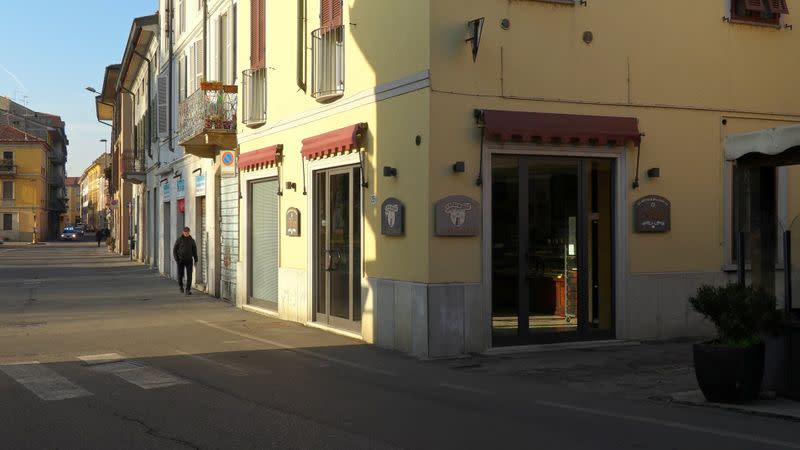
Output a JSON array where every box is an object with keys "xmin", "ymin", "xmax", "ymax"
[
  {"xmin": 168, "ymin": 0, "xmax": 175, "ymax": 153},
  {"xmin": 203, "ymin": 0, "xmax": 208, "ymax": 81}
]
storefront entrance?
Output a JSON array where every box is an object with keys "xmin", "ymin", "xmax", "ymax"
[
  {"xmin": 491, "ymin": 155, "xmax": 615, "ymax": 345},
  {"xmin": 314, "ymin": 166, "xmax": 362, "ymax": 332}
]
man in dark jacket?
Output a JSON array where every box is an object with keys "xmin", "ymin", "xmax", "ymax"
[{"xmin": 173, "ymin": 227, "xmax": 198, "ymax": 295}]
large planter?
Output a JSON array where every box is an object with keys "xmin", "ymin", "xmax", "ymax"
[{"xmin": 693, "ymin": 341, "xmax": 765, "ymax": 403}]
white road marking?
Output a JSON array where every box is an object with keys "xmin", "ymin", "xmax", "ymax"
[
  {"xmin": 534, "ymin": 400, "xmax": 800, "ymax": 449},
  {"xmin": 92, "ymin": 360, "xmax": 188, "ymax": 390},
  {"xmin": 174, "ymin": 349, "xmax": 251, "ymax": 376},
  {"xmin": 0, "ymin": 362, "xmax": 91, "ymax": 401},
  {"xmin": 439, "ymin": 382, "xmax": 493, "ymax": 395},
  {"xmin": 78, "ymin": 353, "xmax": 125, "ymax": 366},
  {"xmin": 196, "ymin": 319, "xmax": 396, "ymax": 377}
]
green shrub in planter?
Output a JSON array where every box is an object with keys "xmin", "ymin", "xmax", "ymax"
[{"xmin": 689, "ymin": 284, "xmax": 781, "ymax": 403}]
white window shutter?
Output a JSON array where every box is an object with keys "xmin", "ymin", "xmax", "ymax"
[
  {"xmin": 196, "ymin": 40, "xmax": 204, "ymax": 88},
  {"xmin": 157, "ymin": 72, "xmax": 168, "ymax": 135}
]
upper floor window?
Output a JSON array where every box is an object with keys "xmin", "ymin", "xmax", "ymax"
[
  {"xmin": 311, "ymin": 0, "xmax": 344, "ymax": 102},
  {"xmin": 731, "ymin": 0, "xmax": 789, "ymax": 26},
  {"xmin": 2, "ymin": 151, "xmax": 12, "ymax": 161}
]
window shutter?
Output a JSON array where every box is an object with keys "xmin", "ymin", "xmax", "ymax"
[
  {"xmin": 744, "ymin": 0, "xmax": 765, "ymax": 12},
  {"xmin": 250, "ymin": 0, "xmax": 265, "ymax": 69},
  {"xmin": 320, "ymin": 0, "xmax": 332, "ymax": 29},
  {"xmin": 178, "ymin": 56, "xmax": 186, "ymax": 101},
  {"xmin": 769, "ymin": 0, "xmax": 789, "ymax": 14},
  {"xmin": 157, "ymin": 72, "xmax": 168, "ymax": 135},
  {"xmin": 196, "ymin": 40, "xmax": 204, "ymax": 88},
  {"xmin": 332, "ymin": 0, "xmax": 343, "ymax": 27}
]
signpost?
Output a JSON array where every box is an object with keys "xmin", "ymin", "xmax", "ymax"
[{"xmin": 221, "ymin": 150, "xmax": 236, "ymax": 177}]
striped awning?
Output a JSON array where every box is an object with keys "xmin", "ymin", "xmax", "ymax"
[
  {"xmin": 238, "ymin": 144, "xmax": 283, "ymax": 170},
  {"xmin": 301, "ymin": 123, "xmax": 368, "ymax": 159}
]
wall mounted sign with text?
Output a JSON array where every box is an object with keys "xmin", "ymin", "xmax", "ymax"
[
  {"xmin": 634, "ymin": 195, "xmax": 671, "ymax": 232},
  {"xmin": 162, "ymin": 182, "xmax": 171, "ymax": 202},
  {"xmin": 434, "ymin": 195, "xmax": 480, "ymax": 237},
  {"xmin": 381, "ymin": 198, "xmax": 404, "ymax": 236},
  {"xmin": 286, "ymin": 208, "xmax": 301, "ymax": 237},
  {"xmin": 176, "ymin": 179, "xmax": 186, "ymax": 200},
  {"xmin": 195, "ymin": 175, "xmax": 206, "ymax": 197}
]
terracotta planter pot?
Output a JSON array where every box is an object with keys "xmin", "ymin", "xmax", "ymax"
[{"xmin": 693, "ymin": 341, "xmax": 765, "ymax": 403}]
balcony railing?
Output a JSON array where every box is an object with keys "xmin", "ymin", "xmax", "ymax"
[
  {"xmin": 242, "ymin": 68, "xmax": 267, "ymax": 125},
  {"xmin": 0, "ymin": 160, "xmax": 16, "ymax": 175},
  {"xmin": 311, "ymin": 25, "xmax": 345, "ymax": 102},
  {"xmin": 122, "ymin": 152, "xmax": 146, "ymax": 184},
  {"xmin": 178, "ymin": 82, "xmax": 238, "ymax": 145}
]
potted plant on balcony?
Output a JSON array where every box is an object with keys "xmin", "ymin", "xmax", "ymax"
[{"xmin": 689, "ymin": 284, "xmax": 781, "ymax": 403}]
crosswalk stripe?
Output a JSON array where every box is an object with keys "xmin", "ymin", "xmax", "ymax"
[
  {"xmin": 90, "ymin": 360, "xmax": 188, "ymax": 390},
  {"xmin": 0, "ymin": 362, "xmax": 91, "ymax": 401}
]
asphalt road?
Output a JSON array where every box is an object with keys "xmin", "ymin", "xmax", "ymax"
[{"xmin": 0, "ymin": 240, "xmax": 798, "ymax": 449}]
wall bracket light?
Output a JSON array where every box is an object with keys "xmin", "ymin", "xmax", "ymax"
[
  {"xmin": 383, "ymin": 166, "xmax": 398, "ymax": 177},
  {"xmin": 452, "ymin": 161, "xmax": 466, "ymax": 173}
]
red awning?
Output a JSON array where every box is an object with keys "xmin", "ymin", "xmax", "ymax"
[
  {"xmin": 301, "ymin": 123, "xmax": 368, "ymax": 159},
  {"xmin": 482, "ymin": 110, "xmax": 641, "ymax": 146},
  {"xmin": 238, "ymin": 144, "xmax": 283, "ymax": 170}
]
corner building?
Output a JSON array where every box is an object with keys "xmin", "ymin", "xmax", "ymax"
[{"xmin": 235, "ymin": 0, "xmax": 800, "ymax": 357}]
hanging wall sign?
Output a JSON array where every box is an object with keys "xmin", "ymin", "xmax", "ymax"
[
  {"xmin": 221, "ymin": 150, "xmax": 236, "ymax": 177},
  {"xmin": 176, "ymin": 179, "xmax": 186, "ymax": 199},
  {"xmin": 381, "ymin": 198, "xmax": 404, "ymax": 236},
  {"xmin": 634, "ymin": 195, "xmax": 671, "ymax": 232},
  {"xmin": 286, "ymin": 208, "xmax": 301, "ymax": 237},
  {"xmin": 434, "ymin": 195, "xmax": 480, "ymax": 237},
  {"xmin": 162, "ymin": 182, "xmax": 171, "ymax": 201},
  {"xmin": 195, "ymin": 175, "xmax": 206, "ymax": 196}
]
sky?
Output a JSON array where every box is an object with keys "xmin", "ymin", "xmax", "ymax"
[{"xmin": 0, "ymin": 0, "xmax": 158, "ymax": 178}]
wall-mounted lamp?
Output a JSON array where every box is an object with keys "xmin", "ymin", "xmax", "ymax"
[
  {"xmin": 172, "ymin": 172, "xmax": 182, "ymax": 179},
  {"xmin": 383, "ymin": 166, "xmax": 398, "ymax": 177},
  {"xmin": 285, "ymin": 181, "xmax": 297, "ymax": 191},
  {"xmin": 465, "ymin": 17, "xmax": 485, "ymax": 62},
  {"xmin": 647, "ymin": 168, "xmax": 660, "ymax": 179},
  {"xmin": 452, "ymin": 161, "xmax": 466, "ymax": 173},
  {"xmin": 191, "ymin": 168, "xmax": 202, "ymax": 175}
]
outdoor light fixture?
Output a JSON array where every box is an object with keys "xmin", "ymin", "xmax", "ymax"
[
  {"xmin": 383, "ymin": 166, "xmax": 398, "ymax": 177},
  {"xmin": 466, "ymin": 17, "xmax": 485, "ymax": 62},
  {"xmin": 85, "ymin": 86, "xmax": 99, "ymax": 94},
  {"xmin": 452, "ymin": 161, "xmax": 466, "ymax": 173},
  {"xmin": 647, "ymin": 168, "xmax": 660, "ymax": 178}
]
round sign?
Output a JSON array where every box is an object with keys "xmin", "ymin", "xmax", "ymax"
[{"xmin": 222, "ymin": 152, "xmax": 234, "ymax": 165}]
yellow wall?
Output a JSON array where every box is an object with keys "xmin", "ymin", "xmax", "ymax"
[
  {"xmin": 0, "ymin": 142, "xmax": 48, "ymax": 239},
  {"xmin": 427, "ymin": 0, "xmax": 800, "ymax": 279}
]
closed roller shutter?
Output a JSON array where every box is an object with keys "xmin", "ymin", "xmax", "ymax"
[{"xmin": 249, "ymin": 178, "xmax": 279, "ymax": 310}]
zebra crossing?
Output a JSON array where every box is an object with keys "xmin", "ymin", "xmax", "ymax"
[{"xmin": 0, "ymin": 353, "xmax": 188, "ymax": 401}]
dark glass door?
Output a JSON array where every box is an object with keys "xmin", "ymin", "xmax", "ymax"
[
  {"xmin": 315, "ymin": 166, "xmax": 362, "ymax": 331},
  {"xmin": 491, "ymin": 155, "xmax": 614, "ymax": 346}
]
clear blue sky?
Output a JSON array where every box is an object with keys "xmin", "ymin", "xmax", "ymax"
[{"xmin": 0, "ymin": 0, "xmax": 158, "ymax": 178}]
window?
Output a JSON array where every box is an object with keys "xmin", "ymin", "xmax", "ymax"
[
  {"xmin": 2, "ymin": 151, "xmax": 12, "ymax": 161},
  {"xmin": 311, "ymin": 0, "xmax": 344, "ymax": 101},
  {"xmin": 731, "ymin": 0, "xmax": 789, "ymax": 26},
  {"xmin": 2, "ymin": 181, "xmax": 12, "ymax": 200},
  {"xmin": 2, "ymin": 214, "xmax": 11, "ymax": 231},
  {"xmin": 179, "ymin": 0, "xmax": 186, "ymax": 35},
  {"xmin": 157, "ymin": 71, "xmax": 169, "ymax": 136}
]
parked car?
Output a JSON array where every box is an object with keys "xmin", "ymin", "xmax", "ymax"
[
  {"xmin": 73, "ymin": 225, "xmax": 85, "ymax": 237},
  {"xmin": 60, "ymin": 227, "xmax": 80, "ymax": 241}
]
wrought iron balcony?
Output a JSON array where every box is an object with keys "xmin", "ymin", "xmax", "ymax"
[
  {"xmin": 122, "ymin": 152, "xmax": 146, "ymax": 184},
  {"xmin": 0, "ymin": 160, "xmax": 16, "ymax": 175},
  {"xmin": 178, "ymin": 82, "xmax": 238, "ymax": 158},
  {"xmin": 311, "ymin": 25, "xmax": 345, "ymax": 102},
  {"xmin": 242, "ymin": 68, "xmax": 267, "ymax": 126}
]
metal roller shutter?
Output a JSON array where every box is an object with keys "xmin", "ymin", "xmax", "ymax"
[{"xmin": 250, "ymin": 179, "xmax": 279, "ymax": 310}]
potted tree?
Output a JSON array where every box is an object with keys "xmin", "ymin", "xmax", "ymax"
[{"xmin": 690, "ymin": 284, "xmax": 781, "ymax": 403}]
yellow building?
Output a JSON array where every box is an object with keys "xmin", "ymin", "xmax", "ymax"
[
  {"xmin": 63, "ymin": 176, "xmax": 81, "ymax": 228},
  {"xmin": 79, "ymin": 154, "xmax": 110, "ymax": 231},
  {"xmin": 0, "ymin": 125, "xmax": 49, "ymax": 242},
  {"xmin": 226, "ymin": 0, "xmax": 800, "ymax": 357}
]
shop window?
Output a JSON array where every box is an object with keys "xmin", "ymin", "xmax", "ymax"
[
  {"xmin": 730, "ymin": 0, "xmax": 789, "ymax": 26},
  {"xmin": 2, "ymin": 213, "xmax": 11, "ymax": 231},
  {"xmin": 729, "ymin": 165, "xmax": 783, "ymax": 266}
]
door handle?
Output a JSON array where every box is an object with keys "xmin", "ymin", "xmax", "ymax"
[{"xmin": 324, "ymin": 250, "xmax": 333, "ymax": 271}]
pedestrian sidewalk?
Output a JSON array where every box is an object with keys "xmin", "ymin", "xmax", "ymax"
[{"xmin": 435, "ymin": 339, "xmax": 800, "ymax": 421}]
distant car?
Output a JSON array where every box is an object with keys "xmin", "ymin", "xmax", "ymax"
[
  {"xmin": 60, "ymin": 227, "xmax": 80, "ymax": 241},
  {"xmin": 73, "ymin": 226, "xmax": 85, "ymax": 237}
]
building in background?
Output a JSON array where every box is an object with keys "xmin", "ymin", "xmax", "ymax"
[
  {"xmin": 62, "ymin": 176, "xmax": 80, "ymax": 228},
  {"xmin": 0, "ymin": 96, "xmax": 68, "ymax": 242},
  {"xmin": 79, "ymin": 153, "xmax": 110, "ymax": 232}
]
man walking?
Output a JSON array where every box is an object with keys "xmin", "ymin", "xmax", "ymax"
[{"xmin": 173, "ymin": 227, "xmax": 198, "ymax": 295}]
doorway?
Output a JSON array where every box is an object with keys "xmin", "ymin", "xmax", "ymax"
[
  {"xmin": 196, "ymin": 196, "xmax": 207, "ymax": 286},
  {"xmin": 248, "ymin": 178, "xmax": 279, "ymax": 311},
  {"xmin": 163, "ymin": 202, "xmax": 171, "ymax": 276},
  {"xmin": 314, "ymin": 166, "xmax": 362, "ymax": 332},
  {"xmin": 491, "ymin": 155, "xmax": 615, "ymax": 345}
]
